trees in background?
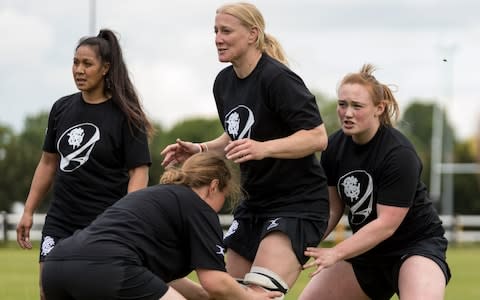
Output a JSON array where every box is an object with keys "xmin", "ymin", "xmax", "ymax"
[
  {"xmin": 1, "ymin": 96, "xmax": 478, "ymax": 214},
  {"xmin": 314, "ymin": 90, "xmax": 340, "ymax": 135},
  {"xmin": 399, "ymin": 101, "xmax": 456, "ymax": 188},
  {"xmin": 0, "ymin": 112, "xmax": 49, "ymax": 212},
  {"xmin": 400, "ymin": 102, "xmax": 480, "ymax": 214},
  {"xmin": 453, "ymin": 138, "xmax": 480, "ymax": 213},
  {"xmin": 0, "ymin": 125, "xmax": 16, "ymax": 211},
  {"xmin": 148, "ymin": 117, "xmax": 224, "ymax": 186}
]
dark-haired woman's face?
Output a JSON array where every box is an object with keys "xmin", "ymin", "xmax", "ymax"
[{"xmin": 72, "ymin": 45, "xmax": 109, "ymax": 96}]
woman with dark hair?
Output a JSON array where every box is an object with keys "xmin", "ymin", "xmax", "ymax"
[
  {"xmin": 42, "ymin": 152, "xmax": 281, "ymax": 300},
  {"xmin": 78, "ymin": 29, "xmax": 154, "ymax": 135},
  {"xmin": 16, "ymin": 28, "xmax": 152, "ymax": 299}
]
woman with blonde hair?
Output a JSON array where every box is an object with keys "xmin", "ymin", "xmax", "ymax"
[{"xmin": 161, "ymin": 2, "xmax": 329, "ymax": 298}]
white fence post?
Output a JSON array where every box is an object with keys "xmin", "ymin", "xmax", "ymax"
[{"xmin": 1, "ymin": 211, "xmax": 7, "ymax": 242}]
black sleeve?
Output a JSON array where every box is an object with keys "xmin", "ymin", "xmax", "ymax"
[
  {"xmin": 42, "ymin": 102, "xmax": 59, "ymax": 153},
  {"xmin": 376, "ymin": 147, "xmax": 420, "ymax": 207},
  {"xmin": 187, "ymin": 208, "xmax": 227, "ymax": 272},
  {"xmin": 213, "ymin": 69, "xmax": 228, "ymax": 127},
  {"xmin": 266, "ymin": 70, "xmax": 323, "ymax": 132},
  {"xmin": 321, "ymin": 132, "xmax": 341, "ymax": 186},
  {"xmin": 122, "ymin": 121, "xmax": 151, "ymax": 169}
]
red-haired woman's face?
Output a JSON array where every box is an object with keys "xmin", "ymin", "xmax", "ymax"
[{"xmin": 337, "ymin": 83, "xmax": 384, "ymax": 144}]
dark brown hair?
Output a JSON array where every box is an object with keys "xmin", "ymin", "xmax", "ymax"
[{"xmin": 77, "ymin": 28, "xmax": 154, "ymax": 138}]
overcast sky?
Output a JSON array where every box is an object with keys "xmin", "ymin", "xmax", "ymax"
[{"xmin": 1, "ymin": 0, "xmax": 479, "ymax": 140}]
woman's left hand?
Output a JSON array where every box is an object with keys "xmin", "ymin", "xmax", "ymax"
[
  {"xmin": 224, "ymin": 138, "xmax": 265, "ymax": 163},
  {"xmin": 303, "ymin": 247, "xmax": 340, "ymax": 277},
  {"xmin": 161, "ymin": 138, "xmax": 200, "ymax": 167}
]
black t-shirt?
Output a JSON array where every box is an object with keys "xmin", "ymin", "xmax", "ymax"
[
  {"xmin": 321, "ymin": 126, "xmax": 445, "ymax": 256},
  {"xmin": 213, "ymin": 54, "xmax": 328, "ymax": 219},
  {"xmin": 42, "ymin": 93, "xmax": 151, "ymax": 234},
  {"xmin": 46, "ymin": 185, "xmax": 227, "ymax": 283}
]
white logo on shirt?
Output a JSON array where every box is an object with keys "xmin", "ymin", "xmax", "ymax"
[
  {"xmin": 57, "ymin": 123, "xmax": 100, "ymax": 172},
  {"xmin": 225, "ymin": 105, "xmax": 255, "ymax": 139},
  {"xmin": 224, "ymin": 219, "xmax": 239, "ymax": 239},
  {"xmin": 41, "ymin": 236, "xmax": 56, "ymax": 256},
  {"xmin": 67, "ymin": 127, "xmax": 85, "ymax": 149},
  {"xmin": 215, "ymin": 245, "xmax": 226, "ymax": 256},
  {"xmin": 267, "ymin": 218, "xmax": 281, "ymax": 230},
  {"xmin": 342, "ymin": 176, "xmax": 360, "ymax": 200},
  {"xmin": 226, "ymin": 112, "xmax": 240, "ymax": 137},
  {"xmin": 339, "ymin": 170, "xmax": 374, "ymax": 225}
]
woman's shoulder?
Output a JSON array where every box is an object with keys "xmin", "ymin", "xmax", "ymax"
[
  {"xmin": 379, "ymin": 127, "xmax": 420, "ymax": 163},
  {"xmin": 156, "ymin": 184, "xmax": 200, "ymax": 202},
  {"xmin": 257, "ymin": 55, "xmax": 307, "ymax": 91},
  {"xmin": 52, "ymin": 92, "xmax": 81, "ymax": 107},
  {"xmin": 382, "ymin": 126, "xmax": 416, "ymax": 149},
  {"xmin": 131, "ymin": 185, "xmax": 191, "ymax": 206},
  {"xmin": 57, "ymin": 92, "xmax": 81, "ymax": 102},
  {"xmin": 215, "ymin": 64, "xmax": 235, "ymax": 80},
  {"xmin": 260, "ymin": 54, "xmax": 293, "ymax": 76},
  {"xmin": 328, "ymin": 129, "xmax": 347, "ymax": 144},
  {"xmin": 213, "ymin": 65, "xmax": 235, "ymax": 92},
  {"xmin": 323, "ymin": 130, "xmax": 347, "ymax": 157},
  {"xmin": 49, "ymin": 92, "xmax": 82, "ymax": 113}
]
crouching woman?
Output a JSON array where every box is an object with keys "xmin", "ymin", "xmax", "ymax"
[{"xmin": 42, "ymin": 152, "xmax": 281, "ymax": 300}]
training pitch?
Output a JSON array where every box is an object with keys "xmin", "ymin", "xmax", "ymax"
[{"xmin": 0, "ymin": 242, "xmax": 478, "ymax": 300}]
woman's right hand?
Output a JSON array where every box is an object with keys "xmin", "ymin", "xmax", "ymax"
[
  {"xmin": 161, "ymin": 138, "xmax": 201, "ymax": 167},
  {"xmin": 16, "ymin": 212, "xmax": 33, "ymax": 249},
  {"xmin": 246, "ymin": 286, "xmax": 283, "ymax": 300}
]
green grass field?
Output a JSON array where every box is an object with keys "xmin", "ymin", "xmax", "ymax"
[{"xmin": 1, "ymin": 242, "xmax": 479, "ymax": 300}]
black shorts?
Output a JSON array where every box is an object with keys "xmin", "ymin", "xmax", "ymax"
[
  {"xmin": 223, "ymin": 215, "xmax": 326, "ymax": 265},
  {"xmin": 42, "ymin": 260, "xmax": 168, "ymax": 300},
  {"xmin": 348, "ymin": 236, "xmax": 451, "ymax": 300},
  {"xmin": 40, "ymin": 220, "xmax": 77, "ymax": 262}
]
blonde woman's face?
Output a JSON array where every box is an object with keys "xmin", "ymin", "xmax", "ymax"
[
  {"xmin": 337, "ymin": 83, "xmax": 384, "ymax": 144},
  {"xmin": 214, "ymin": 13, "xmax": 253, "ymax": 65}
]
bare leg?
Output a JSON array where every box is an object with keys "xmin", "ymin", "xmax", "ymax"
[
  {"xmin": 252, "ymin": 232, "xmax": 301, "ymax": 288},
  {"xmin": 159, "ymin": 286, "xmax": 187, "ymax": 300},
  {"xmin": 225, "ymin": 249, "xmax": 253, "ymax": 279},
  {"xmin": 39, "ymin": 262, "xmax": 45, "ymax": 300},
  {"xmin": 398, "ymin": 255, "xmax": 446, "ymax": 300}
]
